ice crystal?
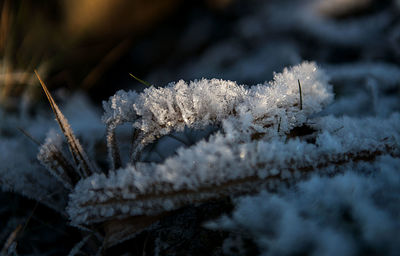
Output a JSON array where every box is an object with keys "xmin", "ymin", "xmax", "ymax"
[
  {"xmin": 1, "ymin": 61, "xmax": 399, "ymax": 251},
  {"xmin": 67, "ymin": 113, "xmax": 400, "ymax": 225},
  {"xmin": 103, "ymin": 62, "xmax": 333, "ymax": 160},
  {"xmin": 66, "ymin": 62, "xmax": 398, "ymax": 248},
  {"xmin": 37, "ymin": 130, "xmax": 78, "ymax": 190},
  {"xmin": 207, "ymin": 156, "xmax": 400, "ymax": 256}
]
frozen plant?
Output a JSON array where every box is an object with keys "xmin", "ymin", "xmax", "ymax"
[
  {"xmin": 102, "ymin": 62, "xmax": 333, "ymax": 162},
  {"xmin": 1, "ymin": 62, "xmax": 399, "ymax": 253},
  {"xmin": 69, "ymin": 113, "xmax": 399, "ymax": 224}
]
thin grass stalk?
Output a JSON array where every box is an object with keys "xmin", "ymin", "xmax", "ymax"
[{"xmin": 35, "ymin": 70, "xmax": 96, "ymax": 178}]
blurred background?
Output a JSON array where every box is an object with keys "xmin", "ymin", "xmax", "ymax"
[
  {"xmin": 1, "ymin": 0, "xmax": 400, "ymax": 255},
  {"xmin": 1, "ymin": 0, "xmax": 399, "ymax": 111}
]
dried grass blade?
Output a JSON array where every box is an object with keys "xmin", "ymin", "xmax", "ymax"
[
  {"xmin": 34, "ymin": 70, "xmax": 96, "ymax": 178},
  {"xmin": 1, "ymin": 224, "xmax": 22, "ymax": 255}
]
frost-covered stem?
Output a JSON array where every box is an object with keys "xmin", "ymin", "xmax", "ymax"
[
  {"xmin": 38, "ymin": 143, "xmax": 80, "ymax": 189},
  {"xmin": 130, "ymin": 129, "xmax": 145, "ymax": 163},
  {"xmin": 106, "ymin": 125, "xmax": 121, "ymax": 171}
]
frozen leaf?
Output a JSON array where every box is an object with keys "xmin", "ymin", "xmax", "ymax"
[{"xmin": 67, "ymin": 114, "xmax": 399, "ymax": 225}]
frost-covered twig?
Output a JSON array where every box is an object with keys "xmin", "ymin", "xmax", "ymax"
[{"xmin": 102, "ymin": 89, "xmax": 138, "ymax": 168}]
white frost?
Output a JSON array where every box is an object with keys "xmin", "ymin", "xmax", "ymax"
[
  {"xmin": 207, "ymin": 156, "xmax": 400, "ymax": 256},
  {"xmin": 102, "ymin": 62, "xmax": 333, "ymax": 149},
  {"xmin": 67, "ymin": 113, "xmax": 400, "ymax": 224}
]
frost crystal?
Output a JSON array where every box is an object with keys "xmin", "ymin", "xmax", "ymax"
[
  {"xmin": 67, "ymin": 114, "xmax": 400, "ymax": 224},
  {"xmin": 3, "ymin": 61, "xmax": 398, "ymax": 251},
  {"xmin": 102, "ymin": 62, "xmax": 333, "ymax": 160},
  {"xmin": 207, "ymin": 156, "xmax": 400, "ymax": 256},
  {"xmin": 37, "ymin": 130, "xmax": 78, "ymax": 190},
  {"xmin": 65, "ymin": 62, "xmax": 399, "ymax": 228},
  {"xmin": 102, "ymin": 89, "xmax": 139, "ymax": 128}
]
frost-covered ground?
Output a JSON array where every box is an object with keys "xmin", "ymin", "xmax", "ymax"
[{"xmin": 1, "ymin": 0, "xmax": 400, "ymax": 255}]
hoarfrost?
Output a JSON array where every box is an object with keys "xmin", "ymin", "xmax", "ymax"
[
  {"xmin": 68, "ymin": 113, "xmax": 399, "ymax": 224},
  {"xmin": 101, "ymin": 62, "xmax": 333, "ymax": 158},
  {"xmin": 0, "ymin": 134, "xmax": 67, "ymax": 211},
  {"xmin": 65, "ymin": 62, "xmax": 399, "ymax": 229},
  {"xmin": 0, "ymin": 93, "xmax": 103, "ymax": 211},
  {"xmin": 37, "ymin": 130, "xmax": 77, "ymax": 190},
  {"xmin": 2, "ymin": 60, "xmax": 399, "ymax": 253},
  {"xmin": 102, "ymin": 89, "xmax": 139, "ymax": 128},
  {"xmin": 207, "ymin": 156, "xmax": 400, "ymax": 256}
]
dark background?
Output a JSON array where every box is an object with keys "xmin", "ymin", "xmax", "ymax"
[{"xmin": 0, "ymin": 0, "xmax": 399, "ymax": 255}]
